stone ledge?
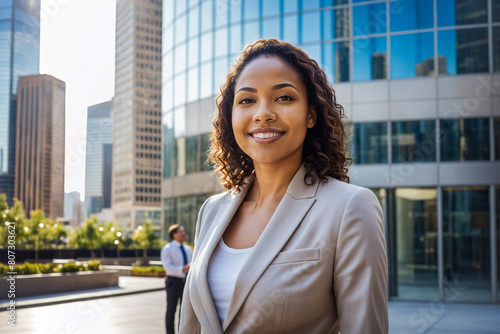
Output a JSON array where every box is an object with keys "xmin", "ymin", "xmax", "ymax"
[{"xmin": 0, "ymin": 270, "xmax": 119, "ymax": 298}]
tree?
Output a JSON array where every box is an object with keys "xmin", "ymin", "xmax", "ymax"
[
  {"xmin": 132, "ymin": 220, "xmax": 160, "ymax": 258},
  {"xmin": 69, "ymin": 217, "xmax": 102, "ymax": 259},
  {"xmin": 0, "ymin": 195, "xmax": 27, "ymax": 249}
]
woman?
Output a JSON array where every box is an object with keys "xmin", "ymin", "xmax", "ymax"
[{"xmin": 180, "ymin": 39, "xmax": 388, "ymax": 334}]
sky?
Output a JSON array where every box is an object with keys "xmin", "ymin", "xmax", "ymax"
[{"xmin": 39, "ymin": 0, "xmax": 116, "ymax": 201}]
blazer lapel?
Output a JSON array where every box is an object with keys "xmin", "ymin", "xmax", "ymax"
[
  {"xmin": 190, "ymin": 176, "xmax": 254, "ymax": 334},
  {"xmin": 222, "ymin": 165, "xmax": 319, "ymax": 330}
]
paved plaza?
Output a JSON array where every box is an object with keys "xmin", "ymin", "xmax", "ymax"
[{"xmin": 1, "ymin": 277, "xmax": 500, "ymax": 333}]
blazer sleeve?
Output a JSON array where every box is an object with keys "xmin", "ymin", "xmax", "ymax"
[
  {"xmin": 333, "ymin": 188, "xmax": 388, "ymax": 334},
  {"xmin": 179, "ymin": 198, "xmax": 209, "ymax": 334}
]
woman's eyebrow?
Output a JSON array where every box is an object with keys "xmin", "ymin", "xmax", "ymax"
[
  {"xmin": 271, "ymin": 83, "xmax": 299, "ymax": 92},
  {"xmin": 235, "ymin": 87, "xmax": 257, "ymax": 94}
]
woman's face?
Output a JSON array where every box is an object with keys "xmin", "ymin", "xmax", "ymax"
[{"xmin": 232, "ymin": 56, "xmax": 315, "ymax": 167}]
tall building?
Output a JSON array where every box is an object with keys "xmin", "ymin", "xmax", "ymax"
[
  {"xmin": 162, "ymin": 1, "xmax": 500, "ymax": 303},
  {"xmin": 64, "ymin": 191, "xmax": 84, "ymax": 229},
  {"xmin": 85, "ymin": 99, "xmax": 113, "ymax": 217},
  {"xmin": 14, "ymin": 74, "xmax": 65, "ymax": 219},
  {"xmin": 112, "ymin": 0, "xmax": 162, "ymax": 235},
  {"xmin": 0, "ymin": 0, "xmax": 40, "ymax": 206}
]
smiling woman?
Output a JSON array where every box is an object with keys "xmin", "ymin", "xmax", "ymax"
[{"xmin": 179, "ymin": 39, "xmax": 388, "ymax": 334}]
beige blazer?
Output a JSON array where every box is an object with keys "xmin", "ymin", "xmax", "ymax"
[{"xmin": 180, "ymin": 165, "xmax": 388, "ymax": 334}]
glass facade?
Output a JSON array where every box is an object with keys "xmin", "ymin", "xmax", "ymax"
[
  {"xmin": 163, "ymin": 0, "xmax": 500, "ymax": 303},
  {"xmin": 0, "ymin": 0, "xmax": 40, "ymax": 205}
]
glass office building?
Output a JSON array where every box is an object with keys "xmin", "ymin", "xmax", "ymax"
[
  {"xmin": 162, "ymin": 0, "xmax": 500, "ymax": 303},
  {"xmin": 0, "ymin": 0, "xmax": 40, "ymax": 206}
]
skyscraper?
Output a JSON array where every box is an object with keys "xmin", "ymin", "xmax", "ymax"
[
  {"xmin": 85, "ymin": 99, "xmax": 113, "ymax": 217},
  {"xmin": 112, "ymin": 0, "xmax": 162, "ymax": 235},
  {"xmin": 0, "ymin": 0, "xmax": 40, "ymax": 206},
  {"xmin": 14, "ymin": 74, "xmax": 65, "ymax": 219}
]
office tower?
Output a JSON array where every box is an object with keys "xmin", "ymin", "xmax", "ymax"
[
  {"xmin": 163, "ymin": 1, "xmax": 500, "ymax": 303},
  {"xmin": 0, "ymin": 0, "xmax": 40, "ymax": 206},
  {"xmin": 85, "ymin": 99, "xmax": 113, "ymax": 217},
  {"xmin": 112, "ymin": 0, "xmax": 162, "ymax": 235},
  {"xmin": 14, "ymin": 74, "xmax": 65, "ymax": 219}
]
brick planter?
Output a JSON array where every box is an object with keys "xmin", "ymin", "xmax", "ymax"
[{"xmin": 0, "ymin": 270, "xmax": 119, "ymax": 298}]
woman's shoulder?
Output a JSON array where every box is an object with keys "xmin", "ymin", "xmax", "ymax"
[{"xmin": 317, "ymin": 177, "xmax": 380, "ymax": 206}]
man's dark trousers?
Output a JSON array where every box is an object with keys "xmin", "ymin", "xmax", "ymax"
[{"xmin": 166, "ymin": 276, "xmax": 186, "ymax": 334}]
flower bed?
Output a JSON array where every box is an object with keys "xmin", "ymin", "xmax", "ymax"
[{"xmin": 131, "ymin": 266, "xmax": 166, "ymax": 277}]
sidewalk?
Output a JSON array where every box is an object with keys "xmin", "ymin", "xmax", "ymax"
[{"xmin": 0, "ymin": 276, "xmax": 165, "ymax": 310}]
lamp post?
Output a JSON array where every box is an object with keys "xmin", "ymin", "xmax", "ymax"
[{"xmin": 114, "ymin": 239, "xmax": 120, "ymax": 261}]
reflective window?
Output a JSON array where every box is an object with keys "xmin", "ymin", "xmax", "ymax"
[
  {"xmin": 495, "ymin": 118, "xmax": 500, "ymax": 160},
  {"xmin": 165, "ymin": 25, "xmax": 174, "ymax": 52},
  {"xmin": 164, "ymin": 0, "xmax": 174, "ymax": 25},
  {"xmin": 301, "ymin": 11, "xmax": 321, "ymax": 43},
  {"xmin": 215, "ymin": 27, "xmax": 228, "ymax": 58},
  {"xmin": 164, "ymin": 51, "xmax": 173, "ymax": 77},
  {"xmin": 353, "ymin": 2, "xmax": 386, "ymax": 36},
  {"xmin": 244, "ymin": 0, "xmax": 260, "ymax": 21},
  {"xmin": 200, "ymin": 61, "xmax": 213, "ymax": 98},
  {"xmin": 352, "ymin": 122, "xmax": 388, "ymax": 164},
  {"xmin": 230, "ymin": 24, "xmax": 243, "ymax": 53},
  {"xmin": 262, "ymin": 17, "xmax": 281, "ymax": 39},
  {"xmin": 175, "ymin": 13, "xmax": 187, "ymax": 44},
  {"xmin": 323, "ymin": 41, "xmax": 350, "ymax": 82},
  {"xmin": 353, "ymin": 37, "xmax": 387, "ymax": 81},
  {"xmin": 200, "ymin": 133, "xmax": 212, "ymax": 171},
  {"xmin": 162, "ymin": 79, "xmax": 173, "ymax": 111},
  {"xmin": 496, "ymin": 186, "xmax": 500, "ymax": 301},
  {"xmin": 322, "ymin": 8, "xmax": 350, "ymax": 40},
  {"xmin": 188, "ymin": 38, "xmax": 199, "ymax": 67},
  {"xmin": 162, "ymin": 112, "xmax": 176, "ymax": 179},
  {"xmin": 437, "ymin": 0, "xmax": 487, "ymax": 27},
  {"xmin": 443, "ymin": 187, "xmax": 491, "ymax": 302},
  {"xmin": 392, "ymin": 120, "xmax": 436, "ymax": 163},
  {"xmin": 396, "ymin": 188, "xmax": 438, "ymax": 300},
  {"xmin": 230, "ymin": 0, "xmax": 242, "ymax": 23},
  {"xmin": 176, "ymin": 0, "xmax": 187, "ymax": 16},
  {"xmin": 174, "ymin": 73, "xmax": 186, "ymax": 107},
  {"xmin": 176, "ymin": 137, "xmax": 186, "ymax": 176},
  {"xmin": 301, "ymin": 43, "xmax": 321, "ymax": 63},
  {"xmin": 495, "ymin": 0, "xmax": 500, "ymax": 22},
  {"xmin": 187, "ymin": 66, "xmax": 199, "ymax": 101},
  {"xmin": 175, "ymin": 106, "xmax": 186, "ymax": 138},
  {"xmin": 215, "ymin": 0, "xmax": 228, "ymax": 28},
  {"xmin": 186, "ymin": 136, "xmax": 198, "ymax": 174},
  {"xmin": 188, "ymin": 6, "xmax": 199, "ymax": 38},
  {"xmin": 214, "ymin": 57, "xmax": 229, "ymax": 94},
  {"xmin": 189, "ymin": 0, "xmax": 200, "ymax": 8},
  {"xmin": 302, "ymin": 0, "xmax": 320, "ymax": 11},
  {"xmin": 201, "ymin": 0, "xmax": 213, "ymax": 33},
  {"xmin": 390, "ymin": 0, "xmax": 433, "ymax": 32},
  {"xmin": 283, "ymin": 14, "xmax": 299, "ymax": 44},
  {"xmin": 494, "ymin": 27, "xmax": 500, "ymax": 72},
  {"xmin": 284, "ymin": 0, "xmax": 299, "ymax": 13},
  {"xmin": 321, "ymin": 0, "xmax": 348, "ymax": 5},
  {"xmin": 440, "ymin": 118, "xmax": 490, "ymax": 161},
  {"xmin": 391, "ymin": 32, "xmax": 434, "ymax": 79},
  {"xmin": 438, "ymin": 28, "xmax": 488, "ymax": 75},
  {"xmin": 244, "ymin": 21, "xmax": 260, "ymax": 43},
  {"xmin": 174, "ymin": 42, "xmax": 186, "ymax": 74},
  {"xmin": 263, "ymin": 0, "xmax": 280, "ymax": 17},
  {"xmin": 200, "ymin": 32, "xmax": 213, "ymax": 63}
]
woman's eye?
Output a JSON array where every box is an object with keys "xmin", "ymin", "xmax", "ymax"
[
  {"xmin": 277, "ymin": 95, "xmax": 293, "ymax": 102},
  {"xmin": 239, "ymin": 98, "xmax": 254, "ymax": 105}
]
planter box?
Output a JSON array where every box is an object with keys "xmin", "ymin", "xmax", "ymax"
[
  {"xmin": 131, "ymin": 272, "xmax": 166, "ymax": 278},
  {"xmin": 0, "ymin": 270, "xmax": 119, "ymax": 298}
]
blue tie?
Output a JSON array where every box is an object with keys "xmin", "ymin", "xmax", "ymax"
[{"xmin": 180, "ymin": 244, "xmax": 188, "ymax": 278}]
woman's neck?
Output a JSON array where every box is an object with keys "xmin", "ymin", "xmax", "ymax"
[{"xmin": 247, "ymin": 157, "xmax": 303, "ymax": 206}]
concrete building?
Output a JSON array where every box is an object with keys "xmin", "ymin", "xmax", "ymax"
[
  {"xmin": 14, "ymin": 74, "xmax": 65, "ymax": 219},
  {"xmin": 112, "ymin": 0, "xmax": 162, "ymax": 235},
  {"xmin": 0, "ymin": 0, "xmax": 40, "ymax": 206},
  {"xmin": 85, "ymin": 99, "xmax": 113, "ymax": 217},
  {"xmin": 64, "ymin": 191, "xmax": 84, "ymax": 229},
  {"xmin": 162, "ymin": 0, "xmax": 500, "ymax": 303}
]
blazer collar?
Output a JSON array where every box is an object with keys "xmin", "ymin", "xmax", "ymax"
[{"xmin": 192, "ymin": 163, "xmax": 319, "ymax": 333}]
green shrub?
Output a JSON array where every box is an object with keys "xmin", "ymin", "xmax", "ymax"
[
  {"xmin": 86, "ymin": 260, "xmax": 102, "ymax": 271},
  {"xmin": 60, "ymin": 262, "xmax": 82, "ymax": 273},
  {"xmin": 0, "ymin": 263, "xmax": 8, "ymax": 275},
  {"xmin": 131, "ymin": 266, "xmax": 165, "ymax": 274}
]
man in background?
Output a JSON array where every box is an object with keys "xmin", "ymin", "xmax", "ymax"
[{"xmin": 161, "ymin": 224, "xmax": 192, "ymax": 334}]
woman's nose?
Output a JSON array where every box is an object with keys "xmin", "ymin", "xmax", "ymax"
[{"xmin": 252, "ymin": 101, "xmax": 276, "ymax": 123}]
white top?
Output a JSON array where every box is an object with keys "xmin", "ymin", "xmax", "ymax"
[
  {"xmin": 160, "ymin": 240, "xmax": 193, "ymax": 278},
  {"xmin": 207, "ymin": 238, "xmax": 254, "ymax": 326}
]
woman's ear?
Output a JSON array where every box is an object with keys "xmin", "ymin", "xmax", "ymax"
[{"xmin": 307, "ymin": 107, "xmax": 317, "ymax": 128}]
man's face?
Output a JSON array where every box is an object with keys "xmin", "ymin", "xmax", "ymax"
[{"xmin": 174, "ymin": 226, "xmax": 186, "ymax": 243}]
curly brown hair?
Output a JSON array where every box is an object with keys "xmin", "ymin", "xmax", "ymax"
[{"xmin": 209, "ymin": 39, "xmax": 351, "ymax": 192}]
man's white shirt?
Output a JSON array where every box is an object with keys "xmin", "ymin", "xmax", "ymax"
[{"xmin": 161, "ymin": 240, "xmax": 193, "ymax": 278}]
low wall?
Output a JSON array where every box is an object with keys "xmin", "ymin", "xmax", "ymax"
[{"xmin": 0, "ymin": 270, "xmax": 119, "ymax": 298}]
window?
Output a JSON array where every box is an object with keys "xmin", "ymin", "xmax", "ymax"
[
  {"xmin": 392, "ymin": 120, "xmax": 436, "ymax": 163},
  {"xmin": 352, "ymin": 122, "xmax": 388, "ymax": 164},
  {"xmin": 200, "ymin": 61, "xmax": 213, "ymax": 98},
  {"xmin": 390, "ymin": 0, "xmax": 433, "ymax": 32},
  {"xmin": 302, "ymin": 0, "xmax": 320, "ymax": 11},
  {"xmin": 174, "ymin": 42, "xmax": 186, "ymax": 74},
  {"xmin": 396, "ymin": 188, "xmax": 438, "ymax": 300},
  {"xmin": 175, "ymin": 13, "xmax": 187, "ymax": 44},
  {"xmin": 230, "ymin": 23, "xmax": 242, "ymax": 53},
  {"xmin": 230, "ymin": 0, "xmax": 242, "ymax": 23},
  {"xmin": 215, "ymin": 0, "xmax": 228, "ymax": 28},
  {"xmin": 494, "ymin": 27, "xmax": 500, "ymax": 72},
  {"xmin": 243, "ymin": 20, "xmax": 260, "ymax": 43},
  {"xmin": 215, "ymin": 27, "xmax": 228, "ymax": 58},
  {"xmin": 443, "ymin": 187, "xmax": 491, "ymax": 302},
  {"xmin": 284, "ymin": 0, "xmax": 299, "ymax": 13},
  {"xmin": 437, "ymin": 0, "xmax": 487, "ymax": 27},
  {"xmin": 353, "ymin": 37, "xmax": 387, "ymax": 81},
  {"xmin": 200, "ymin": 32, "xmax": 213, "ymax": 63},
  {"xmin": 438, "ymin": 28, "xmax": 488, "ymax": 75},
  {"xmin": 440, "ymin": 118, "xmax": 490, "ymax": 161},
  {"xmin": 188, "ymin": 6, "xmax": 199, "ymax": 38},
  {"xmin": 243, "ymin": 0, "xmax": 260, "ymax": 21},
  {"xmin": 495, "ymin": 118, "xmax": 500, "ymax": 160},
  {"xmin": 391, "ymin": 32, "xmax": 434, "ymax": 79},
  {"xmin": 187, "ymin": 66, "xmax": 199, "ymax": 102},
  {"xmin": 353, "ymin": 2, "xmax": 386, "ymax": 36},
  {"xmin": 283, "ymin": 14, "xmax": 298, "ymax": 44},
  {"xmin": 263, "ymin": 0, "xmax": 280, "ymax": 17},
  {"xmin": 185, "ymin": 136, "xmax": 198, "ymax": 174},
  {"xmin": 262, "ymin": 17, "xmax": 280, "ymax": 39},
  {"xmin": 323, "ymin": 41, "xmax": 350, "ymax": 83},
  {"xmin": 322, "ymin": 8, "xmax": 350, "ymax": 40},
  {"xmin": 201, "ymin": 0, "xmax": 213, "ymax": 32},
  {"xmin": 301, "ymin": 11, "xmax": 321, "ymax": 43}
]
